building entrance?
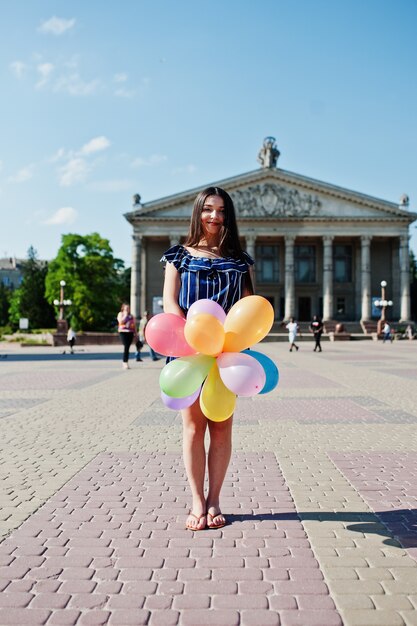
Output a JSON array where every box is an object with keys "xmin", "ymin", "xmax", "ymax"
[{"xmin": 298, "ymin": 297, "xmax": 311, "ymax": 321}]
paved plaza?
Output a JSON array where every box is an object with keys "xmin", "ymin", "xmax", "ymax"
[{"xmin": 0, "ymin": 339, "xmax": 416, "ymax": 626}]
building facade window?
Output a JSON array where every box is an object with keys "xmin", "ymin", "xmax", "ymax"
[
  {"xmin": 336, "ymin": 296, "xmax": 346, "ymax": 316},
  {"xmin": 295, "ymin": 245, "xmax": 316, "ymax": 283},
  {"xmin": 334, "ymin": 245, "xmax": 352, "ymax": 282},
  {"xmin": 256, "ymin": 245, "xmax": 279, "ymax": 283}
]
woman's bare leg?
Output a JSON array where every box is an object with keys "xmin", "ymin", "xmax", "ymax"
[
  {"xmin": 182, "ymin": 400, "xmax": 207, "ymax": 530},
  {"xmin": 206, "ymin": 416, "xmax": 233, "ymax": 526}
]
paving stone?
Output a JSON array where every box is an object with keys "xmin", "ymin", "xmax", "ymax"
[
  {"xmin": 148, "ymin": 609, "xmax": 180, "ymax": 625},
  {"xmin": 240, "ymin": 610, "xmax": 281, "ymax": 626},
  {"xmin": 0, "ymin": 592, "xmax": 33, "ymax": 608},
  {"xmin": 0, "ymin": 608, "xmax": 51, "ymax": 624},
  {"xmin": 339, "ymin": 609, "xmax": 406, "ymax": 625},
  {"xmin": 331, "ymin": 594, "xmax": 375, "ymax": 609},
  {"xmin": 180, "ymin": 609, "xmax": 240, "ymax": 625},
  {"xmin": 279, "ymin": 610, "xmax": 343, "ymax": 625}
]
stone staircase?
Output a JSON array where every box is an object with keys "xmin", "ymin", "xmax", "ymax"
[{"xmin": 361, "ymin": 320, "xmax": 378, "ymax": 335}]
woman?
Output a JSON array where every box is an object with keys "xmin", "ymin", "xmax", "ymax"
[
  {"xmin": 310, "ymin": 315, "xmax": 323, "ymax": 352},
  {"xmin": 162, "ymin": 187, "xmax": 254, "ymax": 530},
  {"xmin": 117, "ymin": 303, "xmax": 137, "ymax": 369}
]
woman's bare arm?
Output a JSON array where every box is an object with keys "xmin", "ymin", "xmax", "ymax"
[
  {"xmin": 163, "ymin": 262, "xmax": 185, "ymax": 317},
  {"xmin": 242, "ymin": 266, "xmax": 255, "ymax": 297}
]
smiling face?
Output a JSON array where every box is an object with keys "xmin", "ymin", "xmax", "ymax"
[{"xmin": 200, "ymin": 195, "xmax": 225, "ymax": 241}]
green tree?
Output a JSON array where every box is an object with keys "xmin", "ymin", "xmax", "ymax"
[
  {"xmin": 8, "ymin": 247, "xmax": 55, "ymax": 329},
  {"xmin": 45, "ymin": 233, "xmax": 125, "ymax": 331},
  {"xmin": 0, "ymin": 282, "xmax": 12, "ymax": 326}
]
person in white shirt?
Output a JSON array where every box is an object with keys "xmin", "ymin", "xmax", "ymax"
[
  {"xmin": 67, "ymin": 327, "xmax": 76, "ymax": 354},
  {"xmin": 286, "ymin": 317, "xmax": 300, "ymax": 352},
  {"xmin": 382, "ymin": 322, "xmax": 392, "ymax": 343}
]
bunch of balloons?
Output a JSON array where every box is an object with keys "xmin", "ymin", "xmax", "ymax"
[{"xmin": 145, "ymin": 296, "xmax": 279, "ymax": 422}]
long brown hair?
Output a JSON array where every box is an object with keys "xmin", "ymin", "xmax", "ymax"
[{"xmin": 183, "ymin": 187, "xmax": 245, "ymax": 260}]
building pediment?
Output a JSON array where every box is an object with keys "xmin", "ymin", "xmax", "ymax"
[{"xmin": 125, "ymin": 166, "xmax": 415, "ymax": 225}]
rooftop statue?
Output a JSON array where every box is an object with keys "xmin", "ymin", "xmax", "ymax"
[{"xmin": 257, "ymin": 136, "xmax": 280, "ymax": 169}]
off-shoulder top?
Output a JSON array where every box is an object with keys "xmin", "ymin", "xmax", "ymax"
[{"xmin": 161, "ymin": 244, "xmax": 254, "ymax": 314}]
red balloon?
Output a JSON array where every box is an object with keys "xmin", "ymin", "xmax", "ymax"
[{"xmin": 145, "ymin": 313, "xmax": 196, "ymax": 357}]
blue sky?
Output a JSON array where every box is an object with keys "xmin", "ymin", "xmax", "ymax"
[{"xmin": 1, "ymin": 0, "xmax": 416, "ymax": 266}]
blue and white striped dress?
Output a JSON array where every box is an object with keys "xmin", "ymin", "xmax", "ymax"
[{"xmin": 161, "ymin": 244, "xmax": 254, "ymax": 314}]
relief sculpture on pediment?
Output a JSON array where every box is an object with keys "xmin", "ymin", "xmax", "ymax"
[{"xmin": 232, "ymin": 183, "xmax": 321, "ymax": 217}]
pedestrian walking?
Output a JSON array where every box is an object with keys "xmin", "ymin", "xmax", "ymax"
[
  {"xmin": 310, "ymin": 315, "xmax": 323, "ymax": 352},
  {"xmin": 117, "ymin": 303, "xmax": 137, "ymax": 369},
  {"xmin": 382, "ymin": 322, "xmax": 393, "ymax": 343},
  {"xmin": 286, "ymin": 317, "xmax": 300, "ymax": 352},
  {"xmin": 67, "ymin": 327, "xmax": 76, "ymax": 354},
  {"xmin": 162, "ymin": 186, "xmax": 254, "ymax": 530}
]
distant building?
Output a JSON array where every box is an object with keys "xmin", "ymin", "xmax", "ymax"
[
  {"xmin": 124, "ymin": 138, "xmax": 416, "ymax": 323},
  {"xmin": 0, "ymin": 257, "xmax": 24, "ymax": 289}
]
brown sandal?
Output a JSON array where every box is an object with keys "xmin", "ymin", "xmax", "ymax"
[
  {"xmin": 207, "ymin": 512, "xmax": 226, "ymax": 529},
  {"xmin": 185, "ymin": 511, "xmax": 207, "ymax": 531}
]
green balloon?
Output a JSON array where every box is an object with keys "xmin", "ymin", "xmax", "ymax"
[{"xmin": 159, "ymin": 354, "xmax": 215, "ymax": 398}]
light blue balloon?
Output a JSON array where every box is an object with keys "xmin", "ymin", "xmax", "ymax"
[{"xmin": 242, "ymin": 349, "xmax": 279, "ymax": 394}]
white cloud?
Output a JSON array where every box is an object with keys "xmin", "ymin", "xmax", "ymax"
[
  {"xmin": 89, "ymin": 179, "xmax": 133, "ymax": 192},
  {"xmin": 10, "ymin": 61, "xmax": 27, "ymax": 78},
  {"xmin": 44, "ymin": 207, "xmax": 78, "ymax": 225},
  {"xmin": 114, "ymin": 87, "xmax": 136, "ymax": 98},
  {"xmin": 8, "ymin": 164, "xmax": 35, "ymax": 183},
  {"xmin": 39, "ymin": 17, "xmax": 76, "ymax": 35},
  {"xmin": 59, "ymin": 158, "xmax": 89, "ymax": 186},
  {"xmin": 49, "ymin": 147, "xmax": 66, "ymax": 162},
  {"xmin": 114, "ymin": 73, "xmax": 128, "ymax": 83},
  {"xmin": 171, "ymin": 164, "xmax": 197, "ymax": 175},
  {"xmin": 80, "ymin": 136, "xmax": 111, "ymax": 155},
  {"xmin": 131, "ymin": 154, "xmax": 167, "ymax": 168},
  {"xmin": 53, "ymin": 136, "xmax": 110, "ymax": 186},
  {"xmin": 54, "ymin": 72, "xmax": 100, "ymax": 96},
  {"xmin": 36, "ymin": 62, "xmax": 54, "ymax": 89}
]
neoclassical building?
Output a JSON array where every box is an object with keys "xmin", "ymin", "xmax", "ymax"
[{"xmin": 124, "ymin": 138, "xmax": 415, "ymax": 323}]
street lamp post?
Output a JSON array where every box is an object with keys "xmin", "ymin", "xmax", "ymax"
[
  {"xmin": 374, "ymin": 280, "xmax": 393, "ymax": 336},
  {"xmin": 53, "ymin": 280, "xmax": 72, "ymax": 335}
]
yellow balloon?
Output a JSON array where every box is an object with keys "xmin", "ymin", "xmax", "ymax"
[
  {"xmin": 223, "ymin": 296, "xmax": 274, "ymax": 352},
  {"xmin": 184, "ymin": 313, "xmax": 225, "ymax": 356},
  {"xmin": 200, "ymin": 363, "xmax": 236, "ymax": 422}
]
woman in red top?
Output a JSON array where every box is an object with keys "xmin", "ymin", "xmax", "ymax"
[{"xmin": 117, "ymin": 303, "xmax": 137, "ymax": 369}]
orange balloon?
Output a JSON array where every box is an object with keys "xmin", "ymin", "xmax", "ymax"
[
  {"xmin": 200, "ymin": 363, "xmax": 236, "ymax": 422},
  {"xmin": 223, "ymin": 296, "xmax": 274, "ymax": 352},
  {"xmin": 184, "ymin": 313, "xmax": 225, "ymax": 356}
]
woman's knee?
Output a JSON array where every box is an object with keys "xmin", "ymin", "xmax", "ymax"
[
  {"xmin": 182, "ymin": 412, "xmax": 206, "ymax": 441},
  {"xmin": 208, "ymin": 418, "xmax": 233, "ymax": 444}
]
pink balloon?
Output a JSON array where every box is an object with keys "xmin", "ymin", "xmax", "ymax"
[
  {"xmin": 145, "ymin": 313, "xmax": 196, "ymax": 357},
  {"xmin": 187, "ymin": 299, "xmax": 226, "ymax": 324},
  {"xmin": 217, "ymin": 352, "xmax": 266, "ymax": 397},
  {"xmin": 161, "ymin": 387, "xmax": 201, "ymax": 410}
]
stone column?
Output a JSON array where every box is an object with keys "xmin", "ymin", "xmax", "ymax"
[
  {"xmin": 399, "ymin": 234, "xmax": 411, "ymax": 321},
  {"xmin": 322, "ymin": 236, "xmax": 334, "ymax": 321},
  {"xmin": 284, "ymin": 236, "xmax": 295, "ymax": 320},
  {"xmin": 140, "ymin": 237, "xmax": 147, "ymax": 316},
  {"xmin": 130, "ymin": 234, "xmax": 142, "ymax": 317},
  {"xmin": 245, "ymin": 233, "xmax": 256, "ymax": 260},
  {"xmin": 245, "ymin": 233, "xmax": 257, "ymax": 292},
  {"xmin": 360, "ymin": 235, "xmax": 372, "ymax": 321}
]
